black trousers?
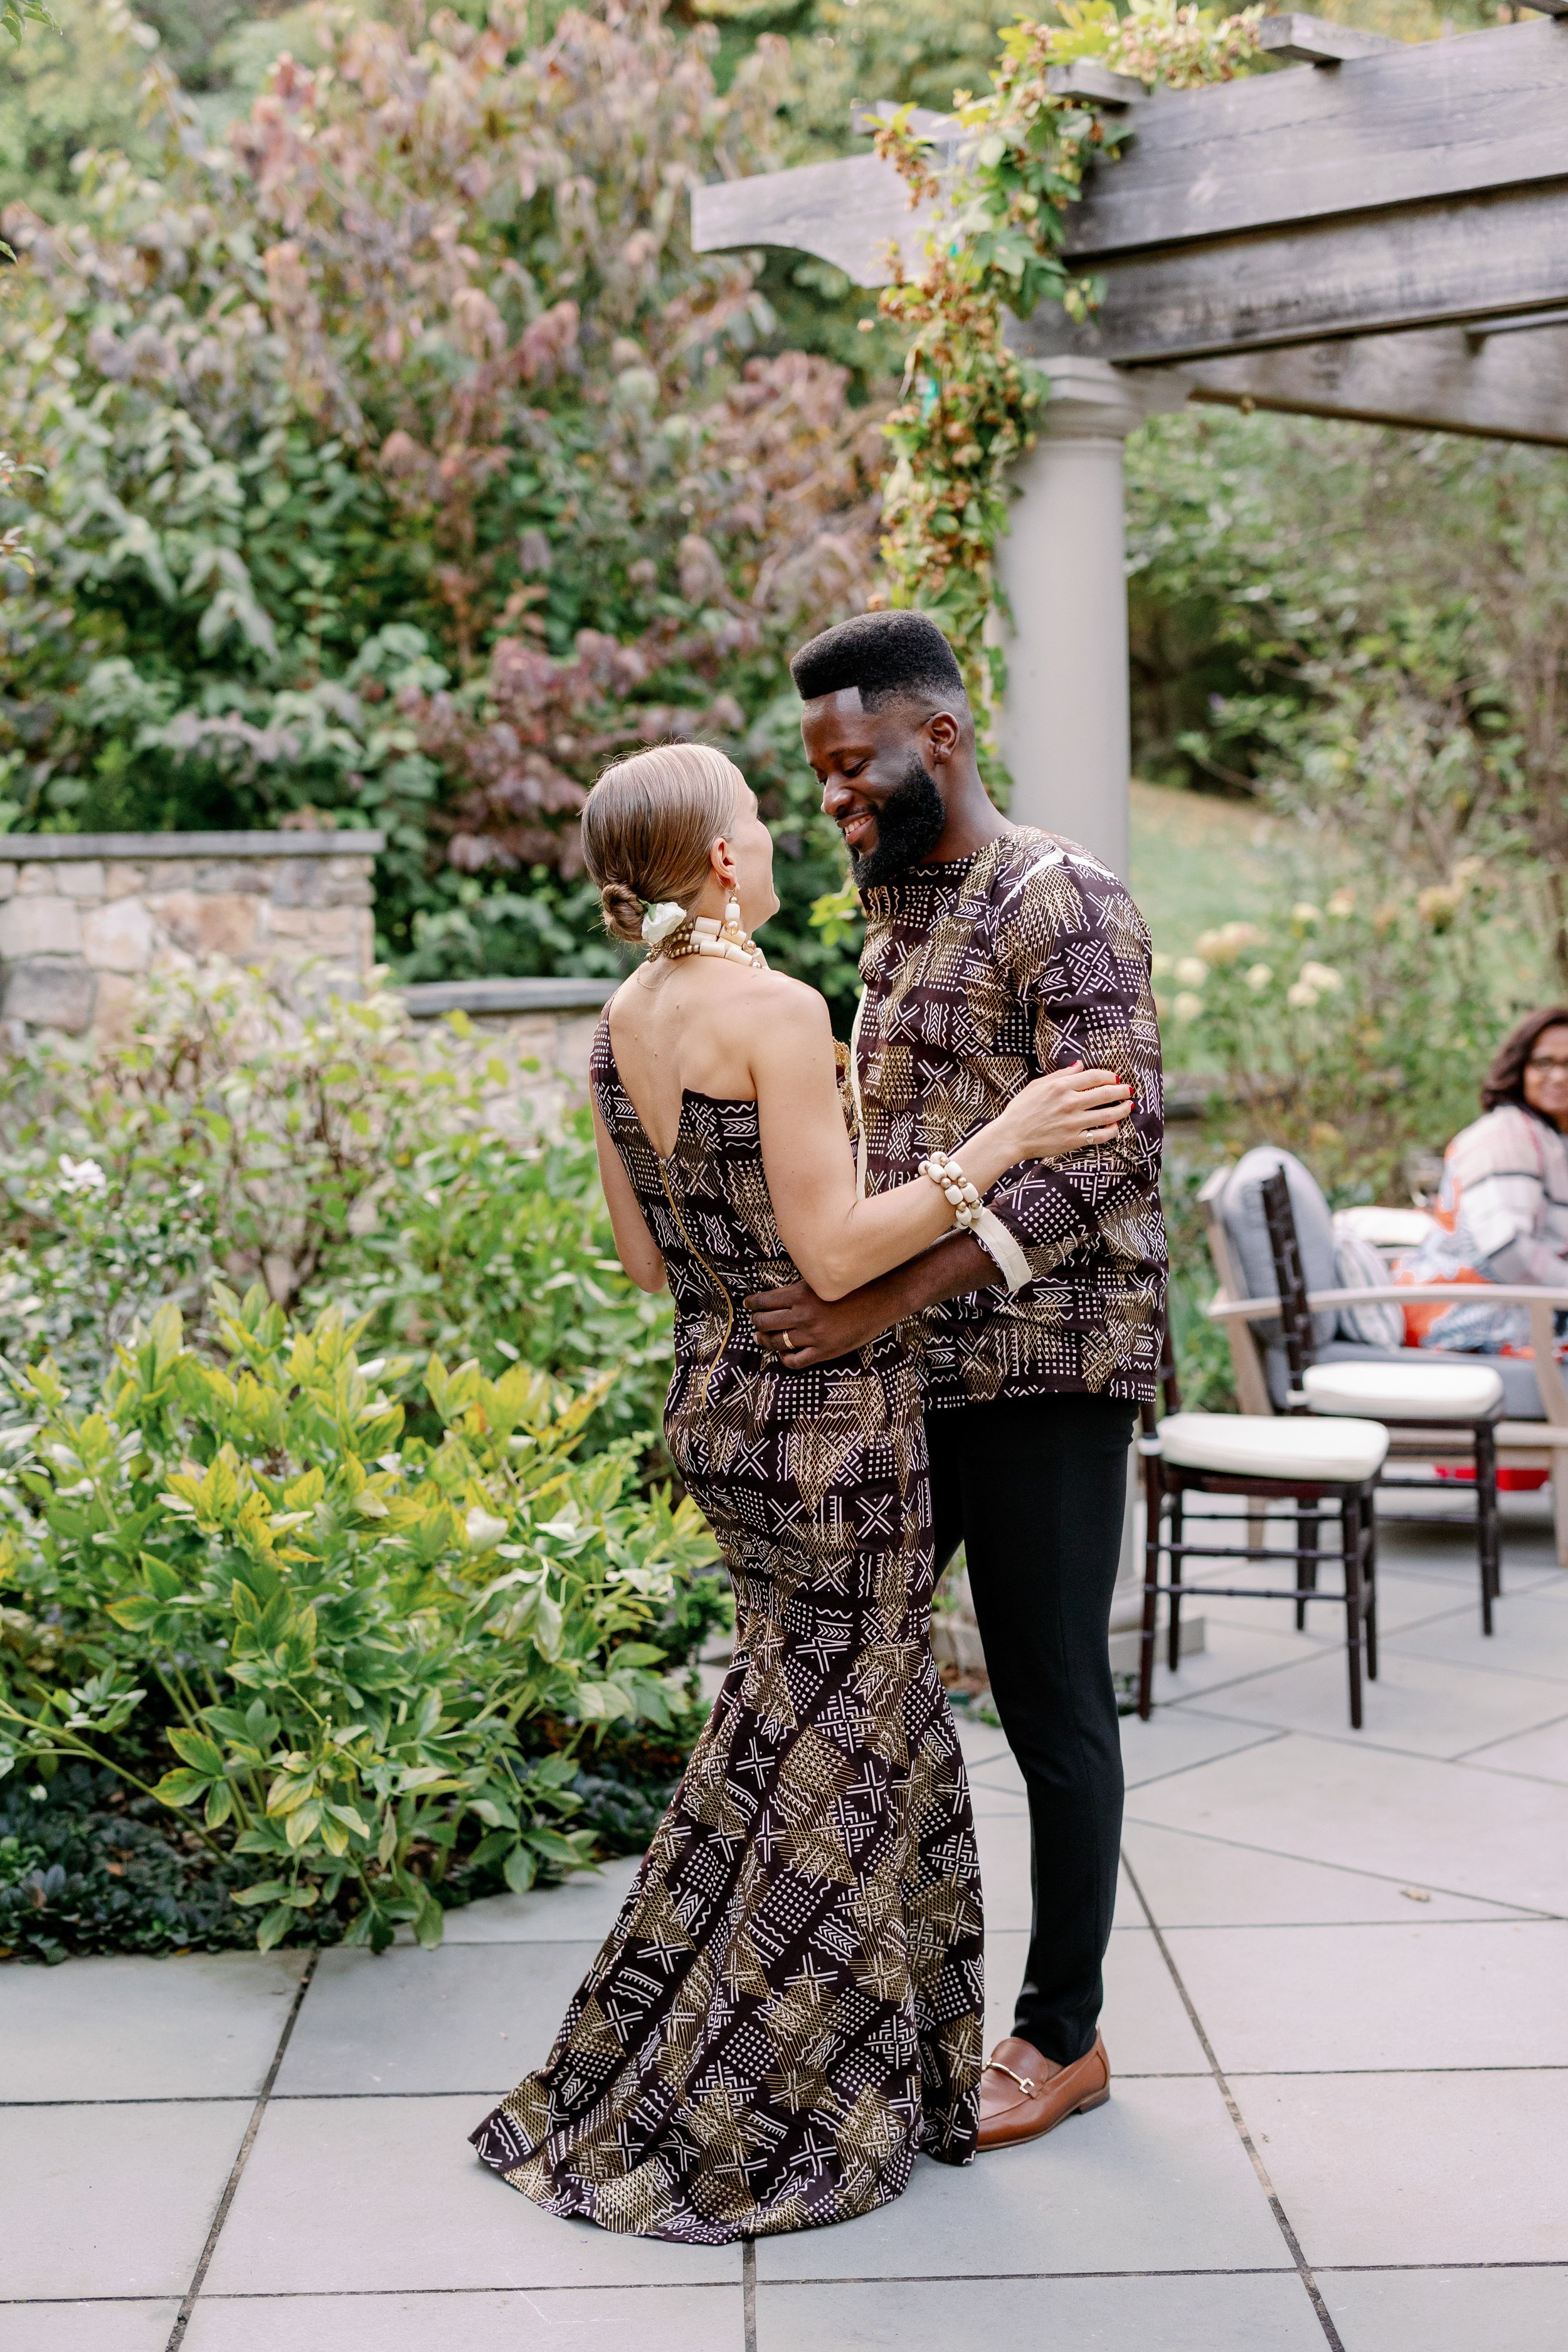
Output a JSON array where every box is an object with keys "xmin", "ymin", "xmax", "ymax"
[{"xmin": 927, "ymin": 1392, "xmax": 1134, "ymax": 2067}]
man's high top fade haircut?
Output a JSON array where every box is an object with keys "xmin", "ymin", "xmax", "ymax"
[{"xmin": 790, "ymin": 610, "xmax": 967, "ymax": 714}]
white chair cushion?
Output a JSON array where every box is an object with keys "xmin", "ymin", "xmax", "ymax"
[
  {"xmin": 1303, "ymin": 1360, "xmax": 1503, "ymax": 1421},
  {"xmin": 1336, "ymin": 1205, "xmax": 1436, "ymax": 1251},
  {"xmin": 1331, "ymin": 1220, "xmax": 1406, "ymax": 1347},
  {"xmin": 1157, "ymin": 1411, "xmax": 1389, "ymax": 1483}
]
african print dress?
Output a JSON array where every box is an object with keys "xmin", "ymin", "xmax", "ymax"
[{"xmin": 469, "ymin": 1015, "xmax": 983, "ymax": 2242}]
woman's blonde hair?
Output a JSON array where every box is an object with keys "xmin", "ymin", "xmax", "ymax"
[{"xmin": 581, "ymin": 743, "xmax": 746, "ymax": 945}]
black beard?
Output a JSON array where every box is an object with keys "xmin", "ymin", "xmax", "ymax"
[{"xmin": 850, "ymin": 756, "xmax": 948, "ymax": 889}]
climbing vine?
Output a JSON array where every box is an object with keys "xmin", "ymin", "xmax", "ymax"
[{"xmin": 872, "ymin": 1, "xmax": 1264, "ymax": 725}]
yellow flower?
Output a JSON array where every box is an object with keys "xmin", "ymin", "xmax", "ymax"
[
  {"xmin": 1417, "ymin": 883, "xmax": 1463, "ymax": 931},
  {"xmin": 1172, "ymin": 990, "xmax": 1205, "ymax": 1022}
]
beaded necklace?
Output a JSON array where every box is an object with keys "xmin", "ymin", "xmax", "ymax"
[{"xmin": 650, "ymin": 896, "xmax": 767, "ymax": 971}]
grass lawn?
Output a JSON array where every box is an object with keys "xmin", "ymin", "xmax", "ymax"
[
  {"xmin": 1129, "ymin": 781, "xmax": 1295, "ymax": 1076},
  {"xmin": 1129, "ymin": 778, "xmax": 1287, "ymax": 957}
]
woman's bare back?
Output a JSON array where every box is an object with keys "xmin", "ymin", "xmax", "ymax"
[{"xmin": 604, "ymin": 958, "xmax": 817, "ymax": 1159}]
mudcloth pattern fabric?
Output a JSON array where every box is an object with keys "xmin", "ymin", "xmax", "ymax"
[
  {"xmin": 856, "ymin": 827, "xmax": 1166, "ymax": 1409},
  {"xmin": 470, "ymin": 1017, "xmax": 983, "ymax": 2242}
]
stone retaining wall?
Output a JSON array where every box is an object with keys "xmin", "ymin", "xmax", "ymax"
[
  {"xmin": 0, "ymin": 831, "xmax": 383, "ymax": 1039},
  {"xmin": 403, "ymin": 975, "xmax": 617, "ymax": 1129}
]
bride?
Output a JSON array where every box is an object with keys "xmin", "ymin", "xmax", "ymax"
[{"xmin": 470, "ymin": 742, "xmax": 1133, "ymax": 2242}]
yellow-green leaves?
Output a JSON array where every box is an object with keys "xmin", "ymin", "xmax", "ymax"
[{"xmin": 1, "ymin": 1282, "xmax": 719, "ymax": 1954}]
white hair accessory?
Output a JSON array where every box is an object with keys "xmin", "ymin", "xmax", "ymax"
[{"xmin": 640, "ymin": 901, "xmax": 689, "ymax": 946}]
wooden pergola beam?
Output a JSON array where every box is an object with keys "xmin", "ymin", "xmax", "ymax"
[
  {"xmin": 691, "ymin": 154, "xmax": 936, "ymax": 291},
  {"xmin": 1028, "ymin": 179, "xmax": 1568, "ymax": 363},
  {"xmin": 1173, "ymin": 319, "xmax": 1568, "ymax": 448},
  {"xmin": 1062, "ymin": 17, "xmax": 1568, "ymax": 256},
  {"xmin": 1045, "ymin": 61, "xmax": 1146, "ymax": 106},
  {"xmin": 693, "ymin": 21, "xmax": 1568, "ymax": 352},
  {"xmin": 1256, "ymin": 14, "xmax": 1399, "ymax": 64}
]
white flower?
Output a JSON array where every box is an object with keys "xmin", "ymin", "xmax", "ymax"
[
  {"xmin": 1172, "ymin": 990, "xmax": 1205, "ymax": 1022},
  {"xmin": 1150, "ymin": 951, "xmax": 1174, "ymax": 981},
  {"xmin": 1286, "ymin": 980, "xmax": 1319, "ymax": 1010},
  {"xmin": 56, "ymin": 1155, "xmax": 107, "ymax": 1195},
  {"xmin": 1291, "ymin": 901, "xmax": 1322, "ymax": 928},
  {"xmin": 1327, "ymin": 889, "xmax": 1355, "ymax": 918},
  {"xmin": 1195, "ymin": 921, "xmax": 1265, "ymax": 967},
  {"xmin": 1244, "ymin": 962, "xmax": 1273, "ymax": 992},
  {"xmin": 1300, "ymin": 961, "xmax": 1343, "ymax": 993},
  {"xmin": 640, "ymin": 901, "xmax": 689, "ymax": 945},
  {"xmin": 1173, "ymin": 956, "xmax": 1209, "ymax": 988}
]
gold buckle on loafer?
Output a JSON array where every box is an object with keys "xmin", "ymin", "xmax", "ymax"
[{"xmin": 983, "ymin": 2060, "xmax": 1037, "ymax": 2096}]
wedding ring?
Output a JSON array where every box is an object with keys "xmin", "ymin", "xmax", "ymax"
[{"xmin": 782, "ymin": 1330, "xmax": 797, "ymax": 1352}]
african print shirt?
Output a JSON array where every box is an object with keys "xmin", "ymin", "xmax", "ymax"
[{"xmin": 852, "ymin": 826, "xmax": 1166, "ymax": 1409}]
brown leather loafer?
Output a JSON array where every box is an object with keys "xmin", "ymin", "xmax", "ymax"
[{"xmin": 976, "ymin": 2032, "xmax": 1111, "ymax": 2151}]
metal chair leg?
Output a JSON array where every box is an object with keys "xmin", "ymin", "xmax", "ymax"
[
  {"xmin": 1342, "ymin": 1493, "xmax": 1365, "ymax": 1730},
  {"xmin": 1167, "ymin": 1493, "xmax": 1185, "ymax": 1673},
  {"xmin": 1138, "ymin": 1475, "xmax": 1163, "ymax": 1720},
  {"xmin": 1362, "ymin": 1489, "xmax": 1379, "ymax": 1682},
  {"xmin": 1475, "ymin": 1420, "xmax": 1500, "ymax": 1636},
  {"xmin": 1296, "ymin": 1502, "xmax": 1320, "ymax": 1632}
]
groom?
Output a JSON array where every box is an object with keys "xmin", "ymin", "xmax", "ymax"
[{"xmin": 747, "ymin": 609, "xmax": 1165, "ymax": 2150}]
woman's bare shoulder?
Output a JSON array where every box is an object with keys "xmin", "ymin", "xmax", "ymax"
[{"xmin": 741, "ymin": 966, "xmax": 834, "ymax": 1036}]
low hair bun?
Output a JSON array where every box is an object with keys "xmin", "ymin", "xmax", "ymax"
[{"xmin": 598, "ymin": 878, "xmax": 647, "ymax": 946}]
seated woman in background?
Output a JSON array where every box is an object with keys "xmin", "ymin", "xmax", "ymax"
[{"xmin": 1402, "ymin": 1005, "xmax": 1568, "ymax": 1355}]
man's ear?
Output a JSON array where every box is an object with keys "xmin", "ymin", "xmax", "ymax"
[{"xmin": 925, "ymin": 711, "xmax": 961, "ymax": 764}]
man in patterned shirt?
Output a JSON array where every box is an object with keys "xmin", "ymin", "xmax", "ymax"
[{"xmin": 748, "ymin": 610, "xmax": 1165, "ymax": 2151}]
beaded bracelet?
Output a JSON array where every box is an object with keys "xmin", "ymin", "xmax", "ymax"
[{"xmin": 918, "ymin": 1150, "xmax": 982, "ymax": 1230}]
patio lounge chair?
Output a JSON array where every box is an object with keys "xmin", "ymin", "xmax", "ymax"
[
  {"xmin": 1200, "ymin": 1147, "xmax": 1568, "ymax": 1576},
  {"xmin": 1259, "ymin": 1165, "xmax": 1503, "ymax": 1632},
  {"xmin": 1137, "ymin": 1319, "xmax": 1389, "ymax": 1729}
]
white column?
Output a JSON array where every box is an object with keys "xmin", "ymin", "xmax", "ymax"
[
  {"xmin": 993, "ymin": 358, "xmax": 1189, "ymax": 881},
  {"xmin": 995, "ymin": 361, "xmax": 1199, "ymax": 1668}
]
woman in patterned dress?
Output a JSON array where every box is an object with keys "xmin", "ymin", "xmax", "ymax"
[{"xmin": 470, "ymin": 744, "xmax": 1133, "ymax": 2242}]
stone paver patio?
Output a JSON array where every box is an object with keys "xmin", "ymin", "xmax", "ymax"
[{"xmin": 4, "ymin": 1497, "xmax": 1568, "ymax": 2351}]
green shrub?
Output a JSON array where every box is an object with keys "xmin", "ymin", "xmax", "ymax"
[
  {"xmin": 0, "ymin": 1761, "xmax": 281, "ymax": 1966},
  {"xmin": 309, "ymin": 1115, "xmax": 674, "ymax": 1452},
  {"xmin": 0, "ymin": 3, "xmax": 876, "ymax": 1002},
  {"xmin": 0, "ymin": 1286, "xmax": 721, "ymax": 1955},
  {"xmin": 0, "ymin": 965, "xmax": 674, "ymax": 1439},
  {"xmin": 1160, "ymin": 1151, "xmax": 1237, "ymax": 1413}
]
